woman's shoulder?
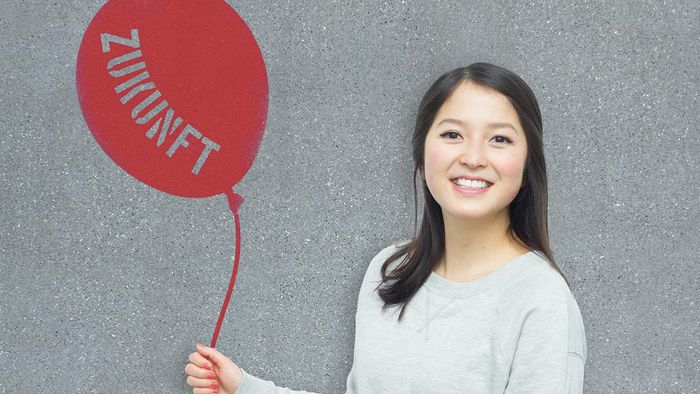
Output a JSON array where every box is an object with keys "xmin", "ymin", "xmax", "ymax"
[
  {"xmin": 498, "ymin": 251, "xmax": 585, "ymax": 333},
  {"xmin": 500, "ymin": 250, "xmax": 573, "ymax": 300},
  {"xmin": 361, "ymin": 239, "xmax": 411, "ymax": 281},
  {"xmin": 354, "ymin": 240, "xmax": 411, "ymax": 304}
]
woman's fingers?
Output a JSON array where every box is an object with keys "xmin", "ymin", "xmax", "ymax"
[
  {"xmin": 185, "ymin": 354, "xmax": 219, "ymax": 392},
  {"xmin": 188, "ymin": 342, "xmax": 242, "ymax": 394},
  {"xmin": 185, "ymin": 362, "xmax": 216, "ymax": 380},
  {"xmin": 189, "ymin": 351, "xmax": 213, "ymax": 370},
  {"xmin": 186, "ymin": 375, "xmax": 218, "ymax": 389}
]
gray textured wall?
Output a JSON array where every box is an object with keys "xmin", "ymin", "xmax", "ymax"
[{"xmin": 1, "ymin": 1, "xmax": 697, "ymax": 393}]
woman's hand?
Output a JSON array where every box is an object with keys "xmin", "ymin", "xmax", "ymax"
[{"xmin": 185, "ymin": 342, "xmax": 244, "ymax": 394}]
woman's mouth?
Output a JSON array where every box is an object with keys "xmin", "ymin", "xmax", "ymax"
[{"xmin": 451, "ymin": 178, "xmax": 492, "ymax": 189}]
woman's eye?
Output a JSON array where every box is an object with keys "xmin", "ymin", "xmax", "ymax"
[
  {"xmin": 440, "ymin": 131, "xmax": 461, "ymax": 139},
  {"xmin": 492, "ymin": 135, "xmax": 512, "ymax": 144}
]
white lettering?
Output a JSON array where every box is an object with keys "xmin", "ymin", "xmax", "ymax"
[
  {"xmin": 166, "ymin": 125, "xmax": 202, "ymax": 157},
  {"xmin": 146, "ymin": 109, "xmax": 183, "ymax": 147},
  {"xmin": 192, "ymin": 137, "xmax": 221, "ymax": 175},
  {"xmin": 101, "ymin": 29, "xmax": 140, "ymax": 52},
  {"xmin": 102, "ymin": 28, "xmax": 222, "ymax": 176}
]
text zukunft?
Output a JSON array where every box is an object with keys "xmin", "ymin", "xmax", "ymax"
[{"xmin": 101, "ymin": 29, "xmax": 220, "ymax": 175}]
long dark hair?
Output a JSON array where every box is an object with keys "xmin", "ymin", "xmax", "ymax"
[{"xmin": 376, "ymin": 62, "xmax": 570, "ymax": 321}]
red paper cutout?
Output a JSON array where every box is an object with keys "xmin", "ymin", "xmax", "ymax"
[{"xmin": 76, "ymin": 0, "xmax": 268, "ymax": 347}]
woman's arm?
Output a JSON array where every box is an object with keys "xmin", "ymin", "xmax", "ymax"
[
  {"xmin": 234, "ymin": 368, "xmax": 321, "ymax": 394},
  {"xmin": 236, "ymin": 361, "xmax": 357, "ymax": 394},
  {"xmin": 189, "ymin": 332, "xmax": 359, "ymax": 394}
]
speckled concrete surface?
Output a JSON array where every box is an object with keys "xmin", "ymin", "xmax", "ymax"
[{"xmin": 0, "ymin": 1, "xmax": 697, "ymax": 393}]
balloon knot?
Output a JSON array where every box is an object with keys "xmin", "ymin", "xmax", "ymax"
[{"xmin": 226, "ymin": 190, "xmax": 244, "ymax": 212}]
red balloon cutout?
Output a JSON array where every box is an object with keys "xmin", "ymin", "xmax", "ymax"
[{"xmin": 76, "ymin": 0, "xmax": 268, "ymax": 347}]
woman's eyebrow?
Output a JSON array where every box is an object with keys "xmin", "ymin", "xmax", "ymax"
[{"xmin": 437, "ymin": 118, "xmax": 518, "ymax": 134}]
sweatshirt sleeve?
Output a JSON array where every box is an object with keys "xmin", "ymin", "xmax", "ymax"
[
  {"xmin": 235, "ymin": 362, "xmax": 357, "ymax": 394},
  {"xmin": 234, "ymin": 368, "xmax": 320, "ymax": 394},
  {"xmin": 501, "ymin": 285, "xmax": 586, "ymax": 394}
]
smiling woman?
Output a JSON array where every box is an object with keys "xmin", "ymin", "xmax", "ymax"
[
  {"xmin": 422, "ymin": 81, "xmax": 529, "ymax": 239},
  {"xmin": 185, "ymin": 63, "xmax": 587, "ymax": 394}
]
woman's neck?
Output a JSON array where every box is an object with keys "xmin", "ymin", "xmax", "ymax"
[{"xmin": 435, "ymin": 210, "xmax": 529, "ymax": 282}]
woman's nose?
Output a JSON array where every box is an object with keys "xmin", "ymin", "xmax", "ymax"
[{"xmin": 459, "ymin": 145, "xmax": 487, "ymax": 168}]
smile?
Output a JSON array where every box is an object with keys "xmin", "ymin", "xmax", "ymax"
[{"xmin": 451, "ymin": 178, "xmax": 493, "ymax": 189}]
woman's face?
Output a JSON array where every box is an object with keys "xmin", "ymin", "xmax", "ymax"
[{"xmin": 422, "ymin": 81, "xmax": 528, "ymax": 223}]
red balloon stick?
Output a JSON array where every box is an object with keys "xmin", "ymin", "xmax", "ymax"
[{"xmin": 210, "ymin": 189, "xmax": 245, "ymax": 348}]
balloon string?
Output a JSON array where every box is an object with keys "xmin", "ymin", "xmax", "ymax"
[{"xmin": 210, "ymin": 189, "xmax": 245, "ymax": 348}]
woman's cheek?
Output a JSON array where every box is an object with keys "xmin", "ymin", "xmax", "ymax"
[
  {"xmin": 424, "ymin": 147, "xmax": 444, "ymax": 182},
  {"xmin": 497, "ymin": 153, "xmax": 527, "ymax": 189},
  {"xmin": 425, "ymin": 143, "xmax": 444, "ymax": 168},
  {"xmin": 423, "ymin": 145, "xmax": 445, "ymax": 197}
]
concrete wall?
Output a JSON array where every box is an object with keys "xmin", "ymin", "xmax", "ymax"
[{"xmin": 1, "ymin": 0, "xmax": 697, "ymax": 392}]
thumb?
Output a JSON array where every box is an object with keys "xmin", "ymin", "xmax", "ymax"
[{"xmin": 196, "ymin": 343, "xmax": 231, "ymax": 367}]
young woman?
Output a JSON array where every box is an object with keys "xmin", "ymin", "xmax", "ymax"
[{"xmin": 185, "ymin": 62, "xmax": 587, "ymax": 393}]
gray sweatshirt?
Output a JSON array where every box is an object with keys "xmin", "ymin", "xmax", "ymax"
[{"xmin": 236, "ymin": 241, "xmax": 587, "ymax": 393}]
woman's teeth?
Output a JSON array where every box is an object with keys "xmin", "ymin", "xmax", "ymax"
[{"xmin": 452, "ymin": 178, "xmax": 491, "ymax": 188}]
